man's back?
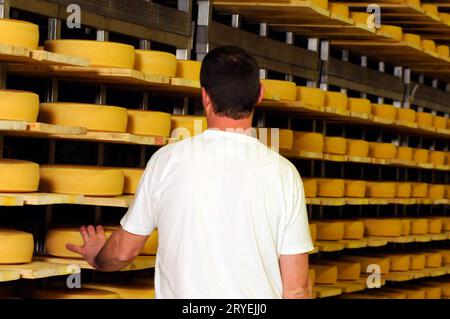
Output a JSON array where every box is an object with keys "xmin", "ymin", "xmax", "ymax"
[{"xmin": 122, "ymin": 129, "xmax": 313, "ymax": 298}]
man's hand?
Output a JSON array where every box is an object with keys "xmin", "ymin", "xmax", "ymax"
[{"xmin": 66, "ymin": 225, "xmax": 107, "ymax": 268}]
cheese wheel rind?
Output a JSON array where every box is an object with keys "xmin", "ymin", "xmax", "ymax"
[
  {"xmin": 0, "ymin": 90, "xmax": 39, "ymax": 122},
  {"xmin": 126, "ymin": 110, "xmax": 171, "ymax": 137},
  {"xmin": 0, "ymin": 229, "xmax": 34, "ymax": 264},
  {"xmin": 0, "ymin": 159, "xmax": 40, "ymax": 192},
  {"xmin": 134, "ymin": 50, "xmax": 177, "ymax": 77},
  {"xmin": 0, "ymin": 19, "xmax": 39, "ymax": 50},
  {"xmin": 176, "ymin": 60, "xmax": 201, "ymax": 81},
  {"xmin": 170, "ymin": 115, "xmax": 207, "ymax": 139}
]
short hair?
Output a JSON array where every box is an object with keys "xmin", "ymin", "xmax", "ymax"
[{"xmin": 200, "ymin": 46, "xmax": 261, "ymax": 120}]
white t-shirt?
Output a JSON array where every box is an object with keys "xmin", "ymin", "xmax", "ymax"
[{"xmin": 120, "ymin": 129, "xmax": 314, "ymax": 299}]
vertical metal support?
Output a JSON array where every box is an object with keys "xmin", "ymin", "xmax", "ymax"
[
  {"xmin": 359, "ymin": 56, "xmax": 368, "ymax": 99},
  {"xmin": 139, "ymin": 40, "xmax": 151, "ymax": 50},
  {"xmin": 0, "ymin": 0, "xmax": 10, "ymax": 18},
  {"xmin": 259, "ymin": 23, "xmax": 268, "ymax": 80},
  {"xmin": 319, "ymin": 40, "xmax": 329, "ymax": 91},
  {"xmin": 377, "ymin": 62, "xmax": 385, "ymax": 104},
  {"xmin": 402, "ymin": 68, "xmax": 411, "ymax": 108},
  {"xmin": 196, "ymin": 0, "xmax": 212, "ymax": 61},
  {"xmin": 231, "ymin": 14, "xmax": 240, "ymax": 29},
  {"xmin": 307, "ymin": 39, "xmax": 319, "ymax": 87},
  {"xmin": 432, "ymin": 79, "xmax": 439, "ymax": 89},
  {"xmin": 285, "ymin": 32, "xmax": 294, "ymax": 82},
  {"xmin": 96, "ymin": 30, "xmax": 109, "ymax": 42}
]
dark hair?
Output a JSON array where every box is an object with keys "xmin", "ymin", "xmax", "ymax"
[{"xmin": 200, "ymin": 46, "xmax": 260, "ymax": 120}]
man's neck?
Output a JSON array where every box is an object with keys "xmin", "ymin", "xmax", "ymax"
[{"xmin": 207, "ymin": 115, "xmax": 253, "ymax": 132}]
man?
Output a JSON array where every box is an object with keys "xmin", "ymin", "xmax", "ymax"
[{"xmin": 68, "ymin": 46, "xmax": 314, "ymax": 299}]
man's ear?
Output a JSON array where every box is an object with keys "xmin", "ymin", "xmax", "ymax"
[
  {"xmin": 202, "ymin": 87, "xmax": 213, "ymax": 116},
  {"xmin": 257, "ymin": 84, "xmax": 265, "ymax": 105}
]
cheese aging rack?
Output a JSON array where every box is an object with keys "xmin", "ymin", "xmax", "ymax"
[{"xmin": 0, "ymin": 0, "xmax": 449, "ymax": 299}]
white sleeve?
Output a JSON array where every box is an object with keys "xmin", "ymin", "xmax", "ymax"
[
  {"xmin": 120, "ymin": 161, "xmax": 157, "ymax": 236},
  {"xmin": 280, "ymin": 169, "xmax": 315, "ymax": 255}
]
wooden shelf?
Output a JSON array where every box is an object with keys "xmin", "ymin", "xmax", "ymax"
[
  {"xmin": 0, "ymin": 195, "xmax": 24, "ymax": 207},
  {"xmin": 0, "ymin": 193, "xmax": 84, "ymax": 206},
  {"xmin": 0, "ymin": 120, "xmax": 86, "ymax": 137},
  {"xmin": 78, "ymin": 195, "xmax": 135, "ymax": 208},
  {"xmin": 0, "ymin": 270, "xmax": 20, "ymax": 283},
  {"xmin": 0, "ymin": 261, "xmax": 78, "ymax": 279},
  {"xmin": 34, "ymin": 256, "xmax": 155, "ymax": 271},
  {"xmin": 313, "ymin": 285, "xmax": 343, "ymax": 298},
  {"xmin": 46, "ymin": 131, "xmax": 167, "ymax": 146}
]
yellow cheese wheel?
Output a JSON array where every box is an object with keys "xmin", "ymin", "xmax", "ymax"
[
  {"xmin": 341, "ymin": 220, "xmax": 365, "ymax": 239},
  {"xmin": 383, "ymin": 253, "xmax": 410, "ymax": 271},
  {"xmin": 170, "ymin": 115, "xmax": 207, "ymax": 139},
  {"xmin": 396, "ymin": 183, "xmax": 411, "ymax": 198},
  {"xmin": 428, "ymin": 218, "xmax": 442, "ymax": 234},
  {"xmin": 413, "ymin": 149, "xmax": 429, "ymax": 163},
  {"xmin": 315, "ymin": 221, "xmax": 345, "ymax": 240},
  {"xmin": 433, "ymin": 116, "xmax": 447, "ymax": 129},
  {"xmin": 176, "ymin": 60, "xmax": 201, "ymax": 81},
  {"xmin": 385, "ymin": 288, "xmax": 425, "ymax": 299},
  {"xmin": 0, "ymin": 90, "xmax": 39, "ymax": 122},
  {"xmin": 366, "ymin": 182, "xmax": 396, "ymax": 198},
  {"xmin": 309, "ymin": 223, "xmax": 317, "ymax": 243},
  {"xmin": 297, "ymin": 86, "xmax": 325, "ymax": 108},
  {"xmin": 324, "ymin": 137, "xmax": 347, "ymax": 155},
  {"xmin": 369, "ymin": 142, "xmax": 397, "ymax": 159},
  {"xmin": 380, "ymin": 25, "xmax": 403, "ymax": 41},
  {"xmin": 429, "ymin": 151, "xmax": 445, "ymax": 165},
  {"xmin": 347, "ymin": 98, "xmax": 371, "ymax": 114},
  {"xmin": 292, "ymin": 132, "xmax": 324, "ymax": 153},
  {"xmin": 422, "ymin": 39, "xmax": 436, "ymax": 52},
  {"xmin": 39, "ymin": 103, "xmax": 128, "ymax": 133},
  {"xmin": 329, "ymin": 3, "xmax": 349, "ymax": 18},
  {"xmin": 0, "ymin": 19, "xmax": 39, "ymax": 50},
  {"xmin": 410, "ymin": 218, "xmax": 429, "ymax": 235},
  {"xmin": 84, "ymin": 279, "xmax": 155, "ymax": 299},
  {"xmin": 429, "ymin": 184, "xmax": 445, "ymax": 199},
  {"xmin": 141, "ymin": 230, "xmax": 158, "ymax": 255},
  {"xmin": 423, "ymin": 281, "xmax": 450, "ymax": 298},
  {"xmin": 0, "ymin": 229, "xmax": 34, "ymax": 264},
  {"xmin": 311, "ymin": 0, "xmax": 328, "ymax": 10},
  {"xmin": 309, "ymin": 269, "xmax": 316, "ymax": 286},
  {"xmin": 341, "ymin": 255, "xmax": 390, "ymax": 274},
  {"xmin": 33, "ymin": 288, "xmax": 119, "ymax": 299},
  {"xmin": 0, "ymin": 159, "xmax": 40, "ymax": 192},
  {"xmin": 326, "ymin": 260, "xmax": 361, "ymax": 281},
  {"xmin": 324, "ymin": 91, "xmax": 347, "ymax": 111},
  {"xmin": 447, "ymin": 185, "xmax": 450, "ymax": 199},
  {"xmin": 261, "ymin": 80, "xmax": 297, "ymax": 101},
  {"xmin": 347, "ymin": 139, "xmax": 369, "ymax": 157},
  {"xmin": 425, "ymin": 252, "xmax": 442, "ymax": 268},
  {"xmin": 126, "ymin": 110, "xmax": 171, "ymax": 137},
  {"xmin": 303, "ymin": 178, "xmax": 318, "ymax": 198},
  {"xmin": 411, "ymin": 183, "xmax": 428, "ymax": 198},
  {"xmin": 351, "ymin": 12, "xmax": 372, "ymax": 27},
  {"xmin": 258, "ymin": 128, "xmax": 294, "ymax": 150},
  {"xmin": 39, "ymin": 165, "xmax": 124, "ymax": 196},
  {"xmin": 397, "ymin": 147, "xmax": 413, "ymax": 161},
  {"xmin": 440, "ymin": 12, "xmax": 450, "ymax": 24},
  {"xmin": 45, "ymin": 40, "xmax": 135, "ymax": 68},
  {"xmin": 422, "ymin": 4, "xmax": 438, "ymax": 16},
  {"xmin": 433, "ymin": 249, "xmax": 450, "ymax": 265},
  {"xmin": 403, "ymin": 33, "xmax": 421, "ymax": 47},
  {"xmin": 400, "ymin": 218, "xmax": 411, "ymax": 235},
  {"xmin": 344, "ymin": 180, "xmax": 366, "ymax": 198},
  {"xmin": 317, "ymin": 179, "xmax": 345, "ymax": 197},
  {"xmin": 397, "ymin": 108, "xmax": 416, "ymax": 123},
  {"xmin": 279, "ymin": 129, "xmax": 294, "ymax": 150},
  {"xmin": 437, "ymin": 45, "xmax": 450, "ymax": 58},
  {"xmin": 363, "ymin": 218, "xmax": 403, "ymax": 237},
  {"xmin": 410, "ymin": 254, "xmax": 426, "ymax": 270},
  {"xmin": 134, "ymin": 50, "xmax": 177, "ymax": 77},
  {"xmin": 416, "ymin": 112, "xmax": 433, "ymax": 126},
  {"xmin": 310, "ymin": 264, "xmax": 338, "ymax": 284},
  {"xmin": 371, "ymin": 104, "xmax": 397, "ymax": 121},
  {"xmin": 122, "ymin": 168, "xmax": 144, "ymax": 195}
]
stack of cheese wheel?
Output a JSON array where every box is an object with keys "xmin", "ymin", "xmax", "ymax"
[
  {"xmin": 369, "ymin": 142, "xmax": 397, "ymax": 159},
  {"xmin": 0, "ymin": 229, "xmax": 34, "ymax": 264},
  {"xmin": 126, "ymin": 110, "xmax": 171, "ymax": 137},
  {"xmin": 39, "ymin": 165, "xmax": 124, "ymax": 196},
  {"xmin": 134, "ymin": 50, "xmax": 177, "ymax": 77},
  {"xmin": 344, "ymin": 180, "xmax": 366, "ymax": 198},
  {"xmin": 440, "ymin": 12, "xmax": 450, "ymax": 25},
  {"xmin": 39, "ymin": 103, "xmax": 128, "ymax": 132},
  {"xmin": 429, "ymin": 150, "xmax": 445, "ymax": 165},
  {"xmin": 292, "ymin": 132, "xmax": 324, "ymax": 153},
  {"xmin": 347, "ymin": 139, "xmax": 369, "ymax": 157},
  {"xmin": 0, "ymin": 90, "xmax": 39, "ymax": 122},
  {"xmin": 302, "ymin": 178, "xmax": 317, "ymax": 198},
  {"xmin": 416, "ymin": 111, "xmax": 433, "ymax": 127},
  {"xmin": 329, "ymin": 3, "xmax": 349, "ymax": 19},
  {"xmin": 396, "ymin": 108, "xmax": 416, "ymax": 123},
  {"xmin": 341, "ymin": 220, "xmax": 364, "ymax": 239},
  {"xmin": 380, "ymin": 253, "xmax": 410, "ymax": 271},
  {"xmin": 317, "ymin": 179, "xmax": 345, "ymax": 197},
  {"xmin": 256, "ymin": 128, "xmax": 293, "ymax": 150},
  {"xmin": 33, "ymin": 288, "xmax": 119, "ymax": 299},
  {"xmin": 176, "ymin": 60, "xmax": 201, "ymax": 82},
  {"xmin": 366, "ymin": 182, "xmax": 396, "ymax": 197},
  {"xmin": 309, "ymin": 263, "xmax": 338, "ymax": 284},
  {"xmin": 413, "ymin": 149, "xmax": 429, "ymax": 163},
  {"xmin": 424, "ymin": 251, "xmax": 442, "ymax": 268},
  {"xmin": 372, "ymin": 103, "xmax": 397, "ymax": 122},
  {"xmin": 437, "ymin": 45, "xmax": 450, "ymax": 59},
  {"xmin": 429, "ymin": 184, "xmax": 445, "ymax": 199},
  {"xmin": 170, "ymin": 115, "xmax": 207, "ymax": 139},
  {"xmin": 122, "ymin": 168, "xmax": 144, "ymax": 195},
  {"xmin": 324, "ymin": 136, "xmax": 347, "ymax": 155},
  {"xmin": 45, "ymin": 227, "xmax": 158, "ymax": 257},
  {"xmin": 261, "ymin": 80, "xmax": 297, "ymax": 101},
  {"xmin": 45, "ymin": 40, "xmax": 135, "ymax": 68},
  {"xmin": 341, "ymin": 255, "xmax": 390, "ymax": 275},
  {"xmin": 84, "ymin": 278, "xmax": 155, "ymax": 299},
  {"xmin": 433, "ymin": 115, "xmax": 447, "ymax": 130},
  {"xmin": 0, "ymin": 160, "xmax": 40, "ymax": 192},
  {"xmin": 396, "ymin": 182, "xmax": 412, "ymax": 198},
  {"xmin": 314, "ymin": 220, "xmax": 345, "ymax": 240},
  {"xmin": 422, "ymin": 39, "xmax": 437, "ymax": 53},
  {"xmin": 411, "ymin": 182, "xmax": 428, "ymax": 198},
  {"xmin": 322, "ymin": 260, "xmax": 361, "ymax": 281},
  {"xmin": 0, "ymin": 19, "xmax": 39, "ymax": 49},
  {"xmin": 403, "ymin": 33, "xmax": 421, "ymax": 48},
  {"xmin": 397, "ymin": 146, "xmax": 413, "ymax": 161},
  {"xmin": 363, "ymin": 218, "xmax": 403, "ymax": 237},
  {"xmin": 324, "ymin": 91, "xmax": 348, "ymax": 111},
  {"xmin": 297, "ymin": 86, "xmax": 325, "ymax": 110},
  {"xmin": 347, "ymin": 98, "xmax": 371, "ymax": 115},
  {"xmin": 422, "ymin": 4, "xmax": 439, "ymax": 17}
]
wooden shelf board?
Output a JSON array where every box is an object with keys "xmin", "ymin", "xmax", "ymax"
[
  {"xmin": 34, "ymin": 256, "xmax": 155, "ymax": 271},
  {"xmin": 414, "ymin": 234, "xmax": 432, "ymax": 242},
  {"xmin": 0, "ymin": 270, "xmax": 20, "ymax": 283},
  {"xmin": 316, "ymin": 241, "xmax": 345, "ymax": 252},
  {"xmin": 333, "ymin": 281, "xmax": 367, "ymax": 293},
  {"xmin": 313, "ymin": 285, "xmax": 343, "ymax": 298},
  {"xmin": 0, "ymin": 261, "xmax": 77, "ymax": 279},
  {"xmin": 0, "ymin": 195, "xmax": 24, "ymax": 207},
  {"xmin": 29, "ymin": 50, "xmax": 89, "ymax": 67},
  {"xmin": 0, "ymin": 120, "xmax": 86, "ymax": 138},
  {"xmin": 49, "ymin": 131, "xmax": 167, "ymax": 146},
  {"xmin": 79, "ymin": 195, "xmax": 135, "ymax": 208},
  {"xmin": 0, "ymin": 193, "xmax": 83, "ymax": 206},
  {"xmin": 431, "ymin": 233, "xmax": 448, "ymax": 241}
]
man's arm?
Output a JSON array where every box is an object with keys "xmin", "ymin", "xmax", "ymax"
[
  {"xmin": 67, "ymin": 225, "xmax": 148, "ymax": 272},
  {"xmin": 279, "ymin": 253, "xmax": 312, "ymax": 299}
]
